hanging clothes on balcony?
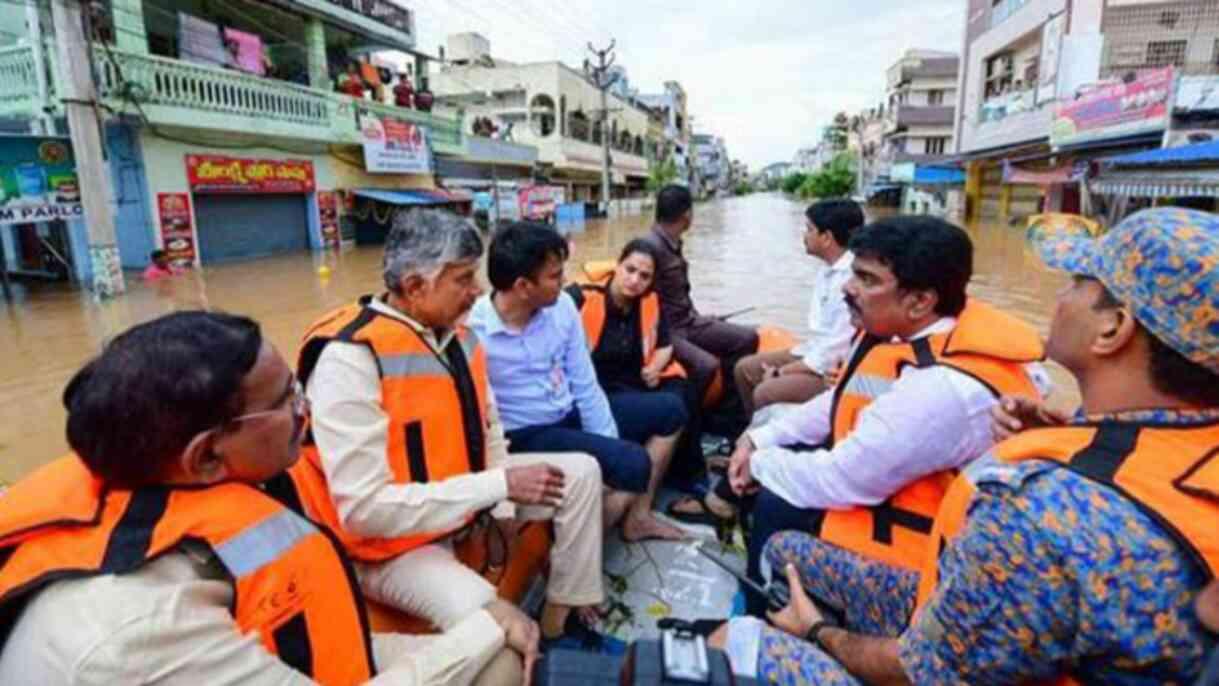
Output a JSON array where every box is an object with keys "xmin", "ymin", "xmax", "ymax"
[
  {"xmin": 177, "ymin": 13, "xmax": 226, "ymax": 68},
  {"xmin": 222, "ymin": 28, "xmax": 266, "ymax": 76}
]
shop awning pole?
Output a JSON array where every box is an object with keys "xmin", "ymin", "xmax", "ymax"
[{"xmin": 0, "ymin": 229, "xmax": 11, "ymax": 300}]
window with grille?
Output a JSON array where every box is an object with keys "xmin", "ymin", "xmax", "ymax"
[
  {"xmin": 928, "ymin": 90, "xmax": 944, "ymax": 105},
  {"xmin": 1146, "ymin": 40, "xmax": 1188, "ymax": 68},
  {"xmin": 926, "ymin": 138, "xmax": 947, "ymax": 155}
]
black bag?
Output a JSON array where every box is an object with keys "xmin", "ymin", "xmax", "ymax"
[{"xmin": 534, "ymin": 636, "xmax": 753, "ymax": 686}]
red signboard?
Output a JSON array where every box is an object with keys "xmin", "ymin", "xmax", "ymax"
[
  {"xmin": 185, "ymin": 155, "xmax": 316, "ymax": 193},
  {"xmin": 156, "ymin": 192, "xmax": 196, "ymax": 267},
  {"xmin": 1051, "ymin": 67, "xmax": 1174, "ymax": 148},
  {"xmin": 317, "ymin": 190, "xmax": 340, "ymax": 248}
]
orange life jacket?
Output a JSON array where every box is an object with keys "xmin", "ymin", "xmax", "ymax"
[
  {"xmin": 571, "ymin": 278, "xmax": 685, "ymax": 379},
  {"xmin": 915, "ymin": 420, "xmax": 1219, "ymax": 685},
  {"xmin": 289, "ymin": 297, "xmax": 490, "ymax": 562},
  {"xmin": 813, "ymin": 299, "xmax": 1044, "ymax": 570},
  {"xmin": 0, "ymin": 456, "xmax": 376, "ymax": 685}
]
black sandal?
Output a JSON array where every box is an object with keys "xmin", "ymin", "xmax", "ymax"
[{"xmin": 665, "ymin": 496, "xmax": 733, "ymax": 527}]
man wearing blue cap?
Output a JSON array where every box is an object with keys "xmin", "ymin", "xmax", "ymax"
[{"xmin": 710, "ymin": 208, "xmax": 1219, "ymax": 685}]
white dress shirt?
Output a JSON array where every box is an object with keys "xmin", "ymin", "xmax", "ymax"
[
  {"xmin": 0, "ymin": 543, "xmax": 505, "ymax": 686},
  {"xmin": 790, "ymin": 251, "xmax": 856, "ymax": 375},
  {"xmin": 748, "ymin": 317, "xmax": 1048, "ymax": 510},
  {"xmin": 307, "ymin": 297, "xmax": 514, "ymax": 540}
]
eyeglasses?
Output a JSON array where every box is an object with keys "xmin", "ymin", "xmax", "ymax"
[{"xmin": 228, "ymin": 379, "xmax": 309, "ymax": 426}]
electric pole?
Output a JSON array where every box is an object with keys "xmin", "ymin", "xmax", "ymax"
[
  {"xmin": 585, "ymin": 40, "xmax": 618, "ymax": 214},
  {"xmin": 51, "ymin": 0, "xmax": 125, "ymax": 296}
]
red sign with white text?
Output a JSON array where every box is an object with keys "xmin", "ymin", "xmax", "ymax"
[
  {"xmin": 185, "ymin": 155, "xmax": 315, "ymax": 193},
  {"xmin": 157, "ymin": 192, "xmax": 196, "ymax": 267}
]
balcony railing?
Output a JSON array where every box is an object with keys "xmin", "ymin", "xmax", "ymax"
[
  {"xmin": 79, "ymin": 46, "xmax": 462, "ymax": 152},
  {"xmin": 0, "ymin": 44, "xmax": 40, "ymax": 119},
  {"xmin": 94, "ymin": 47, "xmax": 333, "ymax": 128}
]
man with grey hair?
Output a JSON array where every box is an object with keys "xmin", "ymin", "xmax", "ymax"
[{"xmin": 289, "ymin": 208, "xmax": 607, "ymax": 675}]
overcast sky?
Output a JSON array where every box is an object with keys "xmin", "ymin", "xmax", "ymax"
[{"xmin": 402, "ymin": 0, "xmax": 966, "ymax": 170}]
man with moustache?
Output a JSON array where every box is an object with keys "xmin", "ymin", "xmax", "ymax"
[{"xmin": 726, "ymin": 215, "xmax": 1049, "ymax": 615}]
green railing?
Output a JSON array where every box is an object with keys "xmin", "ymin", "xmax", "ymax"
[
  {"xmin": 89, "ymin": 46, "xmax": 462, "ymax": 152},
  {"xmin": 93, "ymin": 47, "xmax": 334, "ymax": 128},
  {"xmin": 0, "ymin": 44, "xmax": 40, "ymax": 119}
]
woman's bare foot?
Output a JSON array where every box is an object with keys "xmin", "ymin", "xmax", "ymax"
[{"xmin": 622, "ymin": 511, "xmax": 689, "ymax": 542}]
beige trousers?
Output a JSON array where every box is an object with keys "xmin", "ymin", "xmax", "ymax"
[{"xmin": 356, "ymin": 450, "xmax": 605, "ymax": 629}]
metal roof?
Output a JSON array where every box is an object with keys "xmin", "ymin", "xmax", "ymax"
[{"xmin": 1104, "ymin": 140, "xmax": 1219, "ymax": 167}]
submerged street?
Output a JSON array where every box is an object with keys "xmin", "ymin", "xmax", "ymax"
[{"xmin": 0, "ymin": 193, "xmax": 1074, "ymax": 485}]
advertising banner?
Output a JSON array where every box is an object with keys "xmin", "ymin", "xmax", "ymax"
[
  {"xmin": 518, "ymin": 185, "xmax": 565, "ymax": 221},
  {"xmin": 0, "ymin": 136, "xmax": 83, "ymax": 227},
  {"xmin": 186, "ymin": 155, "xmax": 315, "ymax": 193},
  {"xmin": 156, "ymin": 193, "xmax": 196, "ymax": 267},
  {"xmin": 360, "ymin": 110, "xmax": 432, "ymax": 174},
  {"xmin": 1051, "ymin": 67, "xmax": 1174, "ymax": 148},
  {"xmin": 1036, "ymin": 12, "xmax": 1066, "ymax": 106},
  {"xmin": 318, "ymin": 190, "xmax": 340, "ymax": 248}
]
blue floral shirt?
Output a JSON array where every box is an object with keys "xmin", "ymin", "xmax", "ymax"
[{"xmin": 898, "ymin": 412, "xmax": 1219, "ymax": 685}]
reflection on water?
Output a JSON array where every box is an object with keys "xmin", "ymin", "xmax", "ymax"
[{"xmin": 0, "ymin": 193, "xmax": 1075, "ymax": 483}]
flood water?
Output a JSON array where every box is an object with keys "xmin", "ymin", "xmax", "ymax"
[{"xmin": 0, "ymin": 193, "xmax": 1075, "ymax": 484}]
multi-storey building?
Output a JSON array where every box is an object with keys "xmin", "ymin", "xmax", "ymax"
[
  {"xmin": 0, "ymin": 0, "xmax": 472, "ymax": 283},
  {"xmin": 637, "ymin": 81, "xmax": 693, "ymax": 186},
  {"xmin": 431, "ymin": 33, "xmax": 656, "ymax": 203},
  {"xmin": 951, "ymin": 0, "xmax": 1219, "ymax": 223}
]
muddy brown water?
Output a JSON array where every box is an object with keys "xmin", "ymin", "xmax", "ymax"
[{"xmin": 0, "ymin": 193, "xmax": 1075, "ymax": 484}]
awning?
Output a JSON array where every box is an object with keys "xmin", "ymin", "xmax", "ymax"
[
  {"xmin": 353, "ymin": 189, "xmax": 454, "ymax": 205},
  {"xmin": 1103, "ymin": 139, "xmax": 1219, "ymax": 167},
  {"xmin": 1090, "ymin": 169, "xmax": 1219, "ymax": 197}
]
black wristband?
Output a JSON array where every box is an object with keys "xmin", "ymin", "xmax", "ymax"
[{"xmin": 804, "ymin": 620, "xmax": 834, "ymax": 649}]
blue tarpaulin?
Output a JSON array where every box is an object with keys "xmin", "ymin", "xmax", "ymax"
[
  {"xmin": 352, "ymin": 189, "xmax": 451, "ymax": 205},
  {"xmin": 912, "ymin": 166, "xmax": 965, "ymax": 185},
  {"xmin": 1104, "ymin": 140, "xmax": 1219, "ymax": 167}
]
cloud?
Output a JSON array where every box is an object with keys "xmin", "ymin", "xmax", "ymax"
[{"xmin": 404, "ymin": 0, "xmax": 965, "ymax": 169}]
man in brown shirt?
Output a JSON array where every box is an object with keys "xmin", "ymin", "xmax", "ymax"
[{"xmin": 641, "ymin": 185, "xmax": 758, "ymax": 404}]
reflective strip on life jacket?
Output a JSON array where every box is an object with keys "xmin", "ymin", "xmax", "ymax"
[
  {"xmin": 290, "ymin": 299, "xmax": 489, "ymax": 562},
  {"xmin": 0, "ymin": 456, "xmax": 376, "ymax": 686},
  {"xmin": 813, "ymin": 299, "xmax": 1044, "ymax": 571}
]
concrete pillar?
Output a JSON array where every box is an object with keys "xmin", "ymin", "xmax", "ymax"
[
  {"xmin": 110, "ymin": 0, "xmax": 147, "ymax": 54},
  {"xmin": 305, "ymin": 17, "xmax": 329, "ymax": 90},
  {"xmin": 414, "ymin": 54, "xmax": 429, "ymax": 90}
]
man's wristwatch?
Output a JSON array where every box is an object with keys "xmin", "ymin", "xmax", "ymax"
[{"xmin": 804, "ymin": 620, "xmax": 835, "ymax": 650}]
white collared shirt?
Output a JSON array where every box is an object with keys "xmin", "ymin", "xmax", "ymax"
[
  {"xmin": 306, "ymin": 297, "xmax": 513, "ymax": 541},
  {"xmin": 791, "ymin": 251, "xmax": 856, "ymax": 375},
  {"xmin": 748, "ymin": 318, "xmax": 1051, "ymax": 510}
]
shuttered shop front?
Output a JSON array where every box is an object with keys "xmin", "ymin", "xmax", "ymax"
[{"xmin": 185, "ymin": 155, "xmax": 316, "ymax": 264}]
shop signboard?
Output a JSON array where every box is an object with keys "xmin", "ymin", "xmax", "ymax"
[
  {"xmin": 473, "ymin": 190, "xmax": 522, "ymax": 223},
  {"xmin": 1051, "ymin": 67, "xmax": 1174, "ymax": 148},
  {"xmin": 360, "ymin": 110, "xmax": 432, "ymax": 174},
  {"xmin": 0, "ymin": 136, "xmax": 82, "ymax": 227},
  {"xmin": 186, "ymin": 155, "xmax": 315, "ymax": 193},
  {"xmin": 518, "ymin": 185, "xmax": 565, "ymax": 221},
  {"xmin": 318, "ymin": 190, "xmax": 340, "ymax": 248},
  {"xmin": 156, "ymin": 193, "xmax": 196, "ymax": 267}
]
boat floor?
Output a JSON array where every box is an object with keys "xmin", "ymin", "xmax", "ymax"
[{"xmin": 523, "ymin": 484, "xmax": 749, "ymax": 644}]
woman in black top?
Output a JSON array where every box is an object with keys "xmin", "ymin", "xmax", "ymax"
[{"xmin": 568, "ymin": 240, "xmax": 691, "ymax": 542}]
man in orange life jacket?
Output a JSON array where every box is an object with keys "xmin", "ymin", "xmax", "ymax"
[
  {"xmin": 712, "ymin": 208, "xmax": 1219, "ymax": 685},
  {"xmin": 0, "ymin": 311, "xmax": 526, "ymax": 685},
  {"xmin": 291, "ymin": 209, "xmax": 607, "ymax": 655},
  {"xmin": 726, "ymin": 215, "xmax": 1048, "ymax": 616}
]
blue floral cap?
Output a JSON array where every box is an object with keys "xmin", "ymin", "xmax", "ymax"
[{"xmin": 1028, "ymin": 208, "xmax": 1219, "ymax": 375}]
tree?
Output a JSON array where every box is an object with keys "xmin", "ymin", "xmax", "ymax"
[
  {"xmin": 646, "ymin": 157, "xmax": 680, "ymax": 193},
  {"xmin": 780, "ymin": 172, "xmax": 808, "ymax": 194},
  {"xmin": 822, "ymin": 111, "xmax": 850, "ymax": 152},
  {"xmin": 798, "ymin": 152, "xmax": 856, "ymax": 199}
]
